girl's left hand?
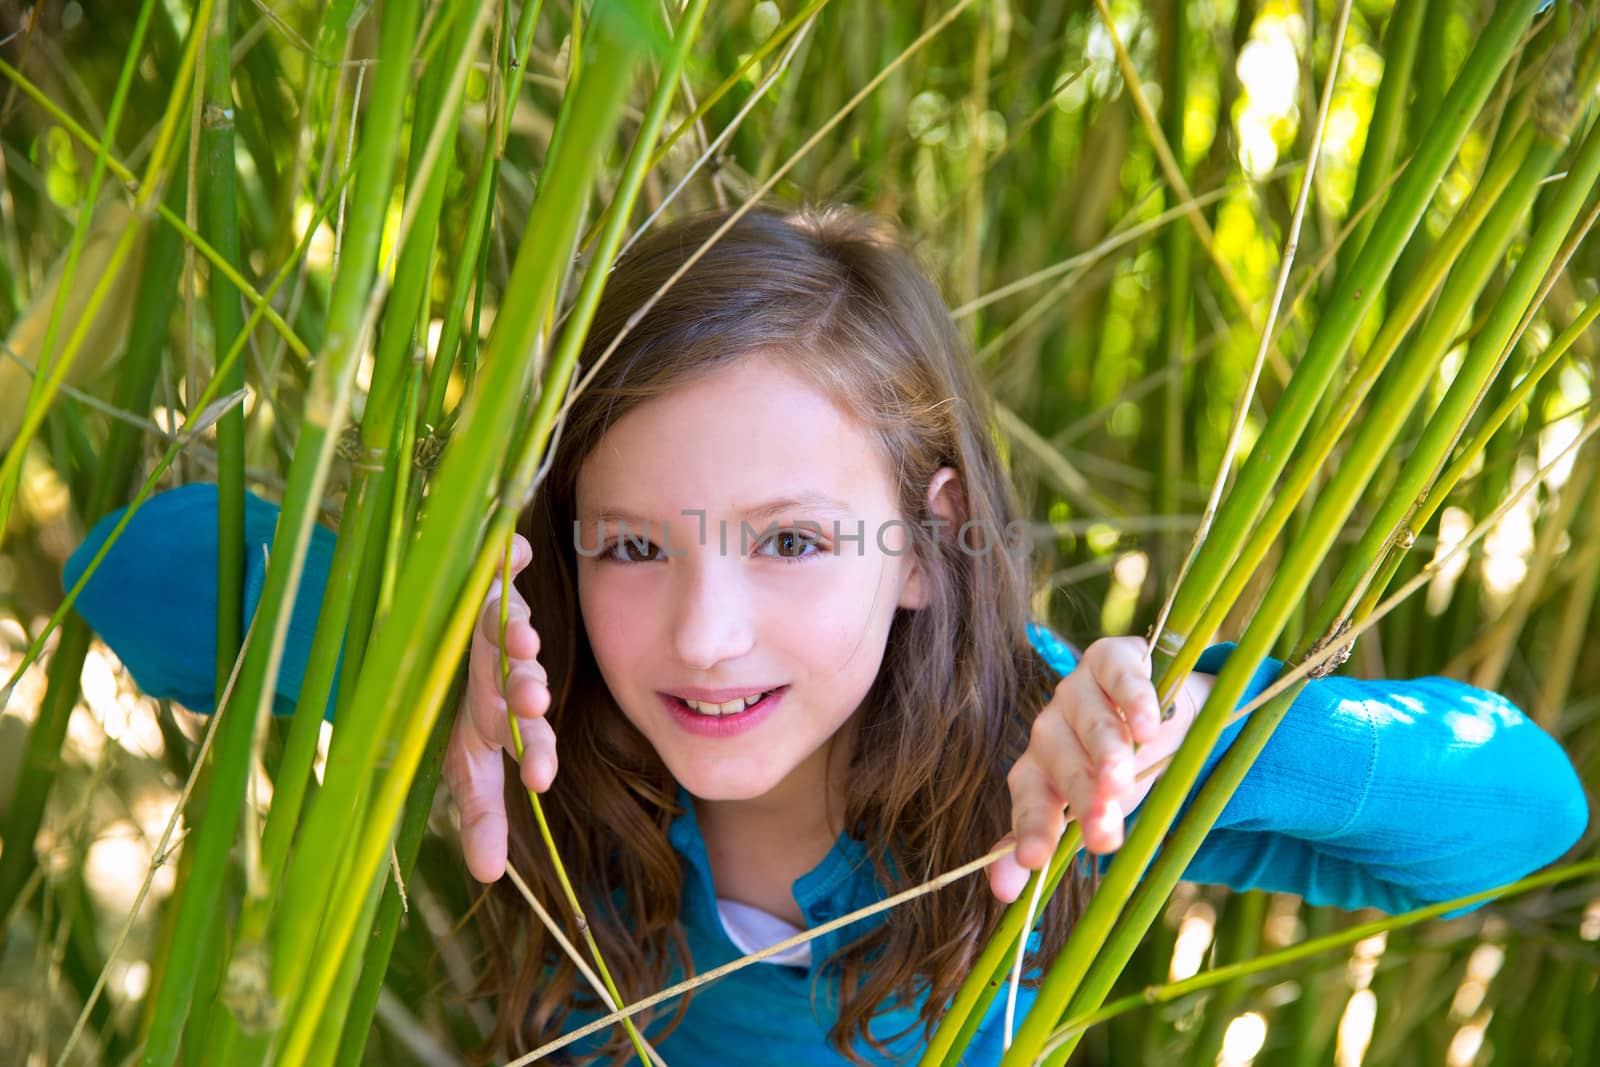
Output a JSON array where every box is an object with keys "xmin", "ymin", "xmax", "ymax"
[{"xmin": 987, "ymin": 636, "xmax": 1214, "ymax": 903}]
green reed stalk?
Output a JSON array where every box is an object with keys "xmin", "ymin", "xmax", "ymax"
[
  {"xmin": 999, "ymin": 7, "xmax": 1548, "ymax": 1060},
  {"xmin": 137, "ymin": 1, "xmax": 424, "ymax": 1058},
  {"xmin": 1023, "ymin": 62, "xmax": 1600, "ymax": 1064},
  {"xmin": 419, "ymin": 0, "xmax": 543, "ymax": 431},
  {"xmin": 241, "ymin": 2, "xmax": 479, "ymax": 912},
  {"xmin": 919, "ymin": 828, "xmax": 1081, "ymax": 1065},
  {"xmin": 1348, "ymin": 116, "xmax": 1600, "ymax": 633},
  {"xmin": 0, "ymin": 0, "xmax": 170, "ymax": 546},
  {"xmin": 1013, "ymin": 103, "xmax": 1544, "ymax": 1053},
  {"xmin": 1151, "ymin": 0, "xmax": 1190, "ymax": 598},
  {"xmin": 1340, "ymin": 0, "xmax": 1427, "ymax": 272},
  {"xmin": 1145, "ymin": 0, "xmax": 1542, "ymax": 700},
  {"xmin": 1038, "ymin": 859, "xmax": 1600, "ymax": 1056},
  {"xmin": 331, "ymin": 690, "xmax": 458, "ymax": 1067},
  {"xmin": 1173, "ymin": 118, "xmax": 1557, "ymax": 680},
  {"xmin": 0, "ymin": 60, "xmax": 311, "ymax": 367},
  {"xmin": 213, "ymin": 20, "xmax": 484, "ymax": 1035},
  {"xmin": 215, "ymin": 0, "xmax": 497, "ymax": 1052},
  {"xmin": 0, "ymin": 168, "xmax": 188, "ymax": 944},
  {"xmin": 202, "ymin": 0, "xmax": 248, "ymax": 713},
  {"xmin": 383, "ymin": 4, "xmax": 715, "ymax": 1054},
  {"xmin": 266, "ymin": 10, "xmax": 652, "ymax": 1060}
]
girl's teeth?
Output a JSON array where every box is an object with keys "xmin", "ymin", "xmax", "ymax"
[{"xmin": 684, "ymin": 690, "xmax": 770, "ymax": 716}]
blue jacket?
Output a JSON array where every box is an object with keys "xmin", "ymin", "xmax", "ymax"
[{"xmin": 65, "ymin": 485, "xmax": 1590, "ymax": 1064}]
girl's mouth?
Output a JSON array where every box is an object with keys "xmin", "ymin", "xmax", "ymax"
[{"xmin": 659, "ymin": 686, "xmax": 787, "ymax": 737}]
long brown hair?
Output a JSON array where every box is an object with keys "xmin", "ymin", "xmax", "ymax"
[{"xmin": 477, "ymin": 205, "xmax": 1086, "ymax": 1062}]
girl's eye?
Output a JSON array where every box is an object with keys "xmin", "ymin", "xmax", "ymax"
[
  {"xmin": 602, "ymin": 539, "xmax": 664, "ymax": 563},
  {"xmin": 759, "ymin": 528, "xmax": 822, "ymax": 561}
]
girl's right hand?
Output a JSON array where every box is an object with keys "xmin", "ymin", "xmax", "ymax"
[{"xmin": 441, "ymin": 533, "xmax": 555, "ymax": 883}]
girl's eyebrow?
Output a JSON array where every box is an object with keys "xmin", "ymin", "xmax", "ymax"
[
  {"xmin": 739, "ymin": 492, "xmax": 853, "ymax": 521},
  {"xmin": 579, "ymin": 491, "xmax": 853, "ymax": 525}
]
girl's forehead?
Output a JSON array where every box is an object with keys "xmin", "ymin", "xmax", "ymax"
[{"xmin": 574, "ymin": 358, "xmax": 898, "ymax": 514}]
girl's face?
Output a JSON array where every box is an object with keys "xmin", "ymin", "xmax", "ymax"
[{"xmin": 574, "ymin": 353, "xmax": 929, "ymax": 808}]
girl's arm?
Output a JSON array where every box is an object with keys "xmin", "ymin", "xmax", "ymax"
[
  {"xmin": 1162, "ymin": 643, "xmax": 1589, "ymax": 915},
  {"xmin": 1018, "ymin": 626, "xmax": 1589, "ymax": 915},
  {"xmin": 63, "ymin": 482, "xmax": 339, "ymax": 718}
]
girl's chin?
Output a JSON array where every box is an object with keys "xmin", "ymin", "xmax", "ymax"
[{"xmin": 673, "ymin": 769, "xmax": 790, "ymax": 804}]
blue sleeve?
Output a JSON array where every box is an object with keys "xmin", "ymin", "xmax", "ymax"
[
  {"xmin": 63, "ymin": 483, "xmax": 340, "ymax": 719},
  {"xmin": 1174, "ymin": 644, "xmax": 1589, "ymax": 915},
  {"xmin": 1024, "ymin": 625, "xmax": 1590, "ymax": 915}
]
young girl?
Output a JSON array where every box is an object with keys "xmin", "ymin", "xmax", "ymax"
[{"xmin": 69, "ymin": 206, "xmax": 1588, "ymax": 1065}]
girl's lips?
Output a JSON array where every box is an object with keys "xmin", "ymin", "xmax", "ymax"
[{"xmin": 659, "ymin": 685, "xmax": 787, "ymax": 738}]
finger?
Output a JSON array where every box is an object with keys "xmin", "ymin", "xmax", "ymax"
[
  {"xmin": 464, "ymin": 633, "xmax": 510, "ymax": 743},
  {"xmin": 1086, "ymin": 638, "xmax": 1161, "ymax": 742},
  {"xmin": 1006, "ymin": 757, "xmax": 1068, "ymax": 870},
  {"xmin": 445, "ymin": 710, "xmax": 509, "ymax": 882},
  {"xmin": 477, "ymin": 582, "xmax": 533, "ymax": 648},
  {"xmin": 468, "ymin": 625, "xmax": 546, "ymax": 749},
  {"xmin": 1061, "ymin": 684, "xmax": 1138, "ymax": 806},
  {"xmin": 480, "ymin": 589, "xmax": 541, "ymax": 663},
  {"xmin": 986, "ymin": 835, "xmax": 1032, "ymax": 903},
  {"xmin": 1030, "ymin": 704, "xmax": 1115, "ymax": 815},
  {"xmin": 512, "ymin": 714, "xmax": 559, "ymax": 793},
  {"xmin": 507, "ymin": 532, "xmax": 532, "ymax": 573},
  {"xmin": 1030, "ymin": 705, "xmax": 1127, "ymax": 853}
]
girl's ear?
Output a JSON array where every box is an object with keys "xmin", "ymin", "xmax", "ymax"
[{"xmin": 899, "ymin": 466, "xmax": 964, "ymax": 610}]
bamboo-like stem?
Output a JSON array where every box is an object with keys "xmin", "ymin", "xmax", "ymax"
[
  {"xmin": 0, "ymin": 166, "xmax": 188, "ymax": 943},
  {"xmin": 1089, "ymin": 0, "xmax": 1265, "ymax": 347},
  {"xmin": 0, "ymin": 58, "xmax": 311, "ymax": 364},
  {"xmin": 1000, "ymin": 7, "xmax": 1550, "ymax": 1058},
  {"xmin": 265, "ymin": 11, "xmax": 648, "ymax": 1058},
  {"xmin": 1143, "ymin": 0, "xmax": 1544, "ymax": 702},
  {"xmin": 418, "ymin": 0, "xmax": 542, "ymax": 431},
  {"xmin": 1166, "ymin": 119, "xmax": 1551, "ymax": 697},
  {"xmin": 0, "ymin": 0, "xmax": 183, "ymax": 547},
  {"xmin": 919, "ymin": 829, "xmax": 1082, "ymax": 1065},
  {"xmin": 138, "ymin": 0, "xmax": 424, "ymax": 1057},
  {"xmin": 1034, "ymin": 397, "xmax": 1600, "ymax": 1065},
  {"xmin": 1146, "ymin": 0, "xmax": 1353, "ymax": 684},
  {"xmin": 414, "ymin": 0, "xmax": 542, "ymax": 404},
  {"xmin": 1037, "ymin": 859, "xmax": 1600, "ymax": 1057},
  {"xmin": 213, "ymin": 15, "xmax": 481, "ymax": 1055},
  {"xmin": 304, "ymin": 839, "xmax": 390, "ymax": 1067},
  {"xmin": 1149, "ymin": 0, "xmax": 1192, "ymax": 604},
  {"xmin": 330, "ymin": 685, "xmax": 458, "ymax": 1067},
  {"xmin": 1339, "ymin": 0, "xmax": 1427, "ymax": 272},
  {"xmin": 236, "ymin": 11, "xmax": 494, "ymax": 1053},
  {"xmin": 1346, "ymin": 129, "xmax": 1600, "ymax": 634},
  {"xmin": 202, "ymin": 0, "xmax": 248, "ymax": 734}
]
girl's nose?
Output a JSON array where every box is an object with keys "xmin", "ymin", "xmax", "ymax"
[{"xmin": 670, "ymin": 556, "xmax": 757, "ymax": 670}]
